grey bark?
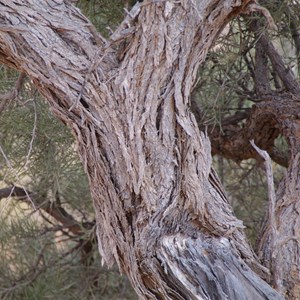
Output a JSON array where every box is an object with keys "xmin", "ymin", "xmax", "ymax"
[
  {"xmin": 249, "ymin": 16, "xmax": 300, "ymax": 297},
  {"xmin": 255, "ymin": 95, "xmax": 300, "ymax": 298},
  {"xmin": 0, "ymin": 0, "xmax": 283, "ymax": 299}
]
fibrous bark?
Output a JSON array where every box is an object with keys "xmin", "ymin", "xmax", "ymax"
[
  {"xmin": 247, "ymin": 19, "xmax": 300, "ymax": 298},
  {"xmin": 0, "ymin": 0, "xmax": 283, "ymax": 299},
  {"xmin": 254, "ymin": 94, "xmax": 300, "ymax": 298},
  {"xmin": 201, "ymin": 17, "xmax": 300, "ymax": 296}
]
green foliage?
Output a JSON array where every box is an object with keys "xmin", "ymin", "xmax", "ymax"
[
  {"xmin": 193, "ymin": 1, "xmax": 298, "ymax": 244},
  {"xmin": 76, "ymin": 0, "xmax": 128, "ymax": 37},
  {"xmin": 0, "ymin": 1, "xmax": 139, "ymax": 298},
  {"xmin": 0, "ymin": 208, "xmax": 135, "ymax": 299},
  {"xmin": 0, "ymin": 69, "xmax": 135, "ymax": 299}
]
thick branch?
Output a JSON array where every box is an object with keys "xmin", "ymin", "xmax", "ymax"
[
  {"xmin": 0, "ymin": 185, "xmax": 94, "ymax": 235},
  {"xmin": 0, "ymin": 1, "xmax": 283, "ymax": 299},
  {"xmin": 191, "ymin": 100, "xmax": 288, "ymax": 167},
  {"xmin": 207, "ymin": 94, "xmax": 298, "ymax": 167},
  {"xmin": 254, "ymin": 32, "xmax": 272, "ymax": 95},
  {"xmin": 286, "ymin": 6, "xmax": 300, "ymax": 58},
  {"xmin": 251, "ymin": 141, "xmax": 281, "ymax": 290}
]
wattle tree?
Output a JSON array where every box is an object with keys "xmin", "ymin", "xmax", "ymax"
[{"xmin": 1, "ymin": 0, "xmax": 299, "ymax": 298}]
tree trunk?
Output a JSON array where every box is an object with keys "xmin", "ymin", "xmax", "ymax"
[
  {"xmin": 255, "ymin": 95, "xmax": 300, "ymax": 298},
  {"xmin": 0, "ymin": 0, "xmax": 283, "ymax": 298}
]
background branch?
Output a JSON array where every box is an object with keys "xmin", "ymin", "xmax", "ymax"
[{"xmin": 0, "ymin": 73, "xmax": 25, "ymax": 113}]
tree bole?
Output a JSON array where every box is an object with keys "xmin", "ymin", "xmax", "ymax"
[{"xmin": 0, "ymin": 0, "xmax": 284, "ymax": 298}]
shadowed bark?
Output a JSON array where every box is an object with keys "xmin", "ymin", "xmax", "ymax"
[
  {"xmin": 0, "ymin": 0, "xmax": 284, "ymax": 299},
  {"xmin": 255, "ymin": 94, "xmax": 300, "ymax": 298},
  {"xmin": 242, "ymin": 17, "xmax": 300, "ymax": 297}
]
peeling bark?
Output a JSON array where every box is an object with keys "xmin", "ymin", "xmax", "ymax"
[
  {"xmin": 254, "ymin": 94, "xmax": 300, "ymax": 298},
  {"xmin": 0, "ymin": 0, "xmax": 283, "ymax": 299},
  {"xmin": 246, "ymin": 16, "xmax": 300, "ymax": 297}
]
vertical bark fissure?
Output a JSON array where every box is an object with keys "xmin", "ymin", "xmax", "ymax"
[{"xmin": 0, "ymin": 0, "xmax": 284, "ymax": 298}]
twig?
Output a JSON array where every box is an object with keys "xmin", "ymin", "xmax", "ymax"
[
  {"xmin": 0, "ymin": 73, "xmax": 26, "ymax": 112},
  {"xmin": 244, "ymin": 3, "xmax": 277, "ymax": 31},
  {"xmin": 24, "ymin": 99, "xmax": 37, "ymax": 169},
  {"xmin": 0, "ymin": 185, "xmax": 93, "ymax": 235},
  {"xmin": 0, "ymin": 145, "xmax": 37, "ymax": 211}
]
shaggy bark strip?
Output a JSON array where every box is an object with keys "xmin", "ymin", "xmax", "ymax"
[
  {"xmin": 253, "ymin": 94, "xmax": 300, "ymax": 298},
  {"xmin": 0, "ymin": 0, "xmax": 283, "ymax": 298},
  {"xmin": 248, "ymin": 18, "xmax": 300, "ymax": 296}
]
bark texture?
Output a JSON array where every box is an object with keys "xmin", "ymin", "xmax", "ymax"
[
  {"xmin": 242, "ymin": 19, "xmax": 300, "ymax": 298},
  {"xmin": 197, "ymin": 15, "xmax": 300, "ymax": 296},
  {"xmin": 0, "ymin": 0, "xmax": 283, "ymax": 299},
  {"xmin": 255, "ymin": 95, "xmax": 300, "ymax": 298}
]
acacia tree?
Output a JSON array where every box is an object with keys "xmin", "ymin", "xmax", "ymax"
[{"xmin": 0, "ymin": 0, "xmax": 292, "ymax": 298}]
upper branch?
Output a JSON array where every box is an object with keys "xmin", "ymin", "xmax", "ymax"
[
  {"xmin": 249, "ymin": 19, "xmax": 300, "ymax": 94},
  {"xmin": 0, "ymin": 0, "xmax": 112, "ymax": 123}
]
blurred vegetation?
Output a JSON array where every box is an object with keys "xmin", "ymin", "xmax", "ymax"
[
  {"xmin": 0, "ymin": 1, "xmax": 136, "ymax": 299},
  {"xmin": 0, "ymin": 0, "xmax": 299, "ymax": 299},
  {"xmin": 192, "ymin": 1, "xmax": 298, "ymax": 244},
  {"xmin": 0, "ymin": 69, "xmax": 136, "ymax": 299}
]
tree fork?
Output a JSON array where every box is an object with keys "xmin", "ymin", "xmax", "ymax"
[{"xmin": 0, "ymin": 0, "xmax": 283, "ymax": 298}]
